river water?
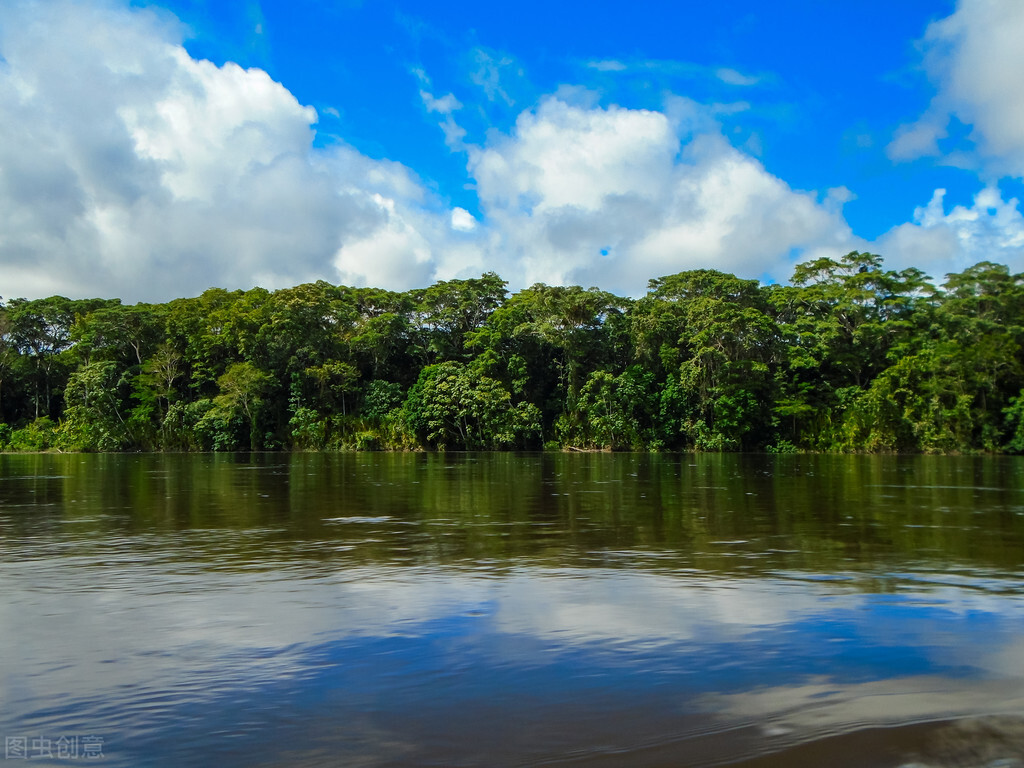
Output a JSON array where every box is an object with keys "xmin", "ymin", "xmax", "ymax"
[{"xmin": 1, "ymin": 452, "xmax": 1023, "ymax": 767}]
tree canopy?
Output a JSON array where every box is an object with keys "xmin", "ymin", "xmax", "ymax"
[{"xmin": 2, "ymin": 255, "xmax": 1022, "ymax": 454}]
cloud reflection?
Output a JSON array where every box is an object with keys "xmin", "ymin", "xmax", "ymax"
[{"xmin": 3, "ymin": 559, "xmax": 1024, "ymax": 767}]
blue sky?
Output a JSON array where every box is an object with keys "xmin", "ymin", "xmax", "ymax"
[
  {"xmin": 1, "ymin": 0, "xmax": 1023, "ymax": 301},
  {"xmin": 177, "ymin": 0, "xmax": 960, "ymax": 233}
]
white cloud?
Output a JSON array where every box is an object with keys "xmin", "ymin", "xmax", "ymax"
[
  {"xmin": 469, "ymin": 47, "xmax": 518, "ymax": 106},
  {"xmin": 471, "ymin": 99, "xmax": 678, "ymax": 213},
  {"xmin": 450, "ymin": 207, "xmax": 477, "ymax": 232},
  {"xmin": 0, "ymin": 0, "xmax": 463, "ymax": 301},
  {"xmin": 824, "ymin": 186, "xmax": 856, "ymax": 209},
  {"xmin": 419, "ymin": 90, "xmax": 462, "ymax": 115},
  {"xmin": 891, "ymin": 0, "xmax": 1024, "ymax": 176},
  {"xmin": 586, "ymin": 59, "xmax": 627, "ymax": 72},
  {"xmin": 582, "ymin": 57, "xmax": 770, "ymax": 91},
  {"xmin": 334, "ymin": 198, "xmax": 434, "ymax": 289},
  {"xmin": 6, "ymin": 0, "xmax": 980, "ymax": 302},
  {"xmin": 887, "ymin": 115, "xmax": 947, "ymax": 161},
  {"xmin": 419, "ymin": 88, "xmax": 467, "ymax": 150},
  {"xmin": 879, "ymin": 0, "xmax": 1024, "ymax": 280},
  {"xmin": 715, "ymin": 67, "xmax": 759, "ymax": 87},
  {"xmin": 466, "ymin": 96, "xmax": 856, "ymax": 292},
  {"xmin": 875, "ymin": 186, "xmax": 1024, "ymax": 278},
  {"xmin": 120, "ymin": 49, "xmax": 318, "ymax": 203}
]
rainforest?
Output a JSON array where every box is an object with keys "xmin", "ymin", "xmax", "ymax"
[{"xmin": 1, "ymin": 251, "xmax": 1022, "ymax": 454}]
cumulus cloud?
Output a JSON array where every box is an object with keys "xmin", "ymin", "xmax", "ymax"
[
  {"xmin": 0, "ymin": 0, "xmax": 462, "ymax": 301},
  {"xmin": 12, "ymin": 0, "xmax": 973, "ymax": 302},
  {"xmin": 875, "ymin": 186, "xmax": 1024, "ymax": 279},
  {"xmin": 329, "ymin": 147, "xmax": 482, "ymax": 287},
  {"xmin": 466, "ymin": 96, "xmax": 856, "ymax": 292},
  {"xmin": 879, "ymin": 0, "xmax": 1024, "ymax": 280},
  {"xmin": 0, "ymin": 0, "xmax": 862, "ymax": 303},
  {"xmin": 450, "ymin": 207, "xmax": 477, "ymax": 232},
  {"xmin": 890, "ymin": 0, "xmax": 1024, "ymax": 176}
]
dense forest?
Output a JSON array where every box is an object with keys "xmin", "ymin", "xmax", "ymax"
[{"xmin": 1, "ymin": 251, "xmax": 1023, "ymax": 454}]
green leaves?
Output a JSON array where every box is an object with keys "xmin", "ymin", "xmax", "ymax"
[
  {"xmin": 403, "ymin": 362, "xmax": 540, "ymax": 450},
  {"xmin": 0, "ymin": 257, "xmax": 1022, "ymax": 455},
  {"xmin": 212, "ymin": 362, "xmax": 274, "ymax": 450}
]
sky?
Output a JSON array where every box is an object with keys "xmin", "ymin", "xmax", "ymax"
[{"xmin": 1, "ymin": 0, "xmax": 1024, "ymax": 302}]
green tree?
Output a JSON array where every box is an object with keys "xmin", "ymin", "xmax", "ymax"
[
  {"xmin": 164, "ymin": 288, "xmax": 246, "ymax": 400},
  {"xmin": 60, "ymin": 360, "xmax": 132, "ymax": 451},
  {"xmin": 0, "ymin": 303, "xmax": 18, "ymax": 421},
  {"xmin": 347, "ymin": 287, "xmax": 418, "ymax": 382},
  {"xmin": 635, "ymin": 270, "xmax": 778, "ymax": 450},
  {"xmin": 411, "ymin": 272, "xmax": 508, "ymax": 363},
  {"xmin": 70, "ymin": 302, "xmax": 164, "ymax": 368},
  {"xmin": 576, "ymin": 366, "xmax": 658, "ymax": 450},
  {"xmin": 474, "ymin": 284, "xmax": 629, "ymax": 442},
  {"xmin": 8, "ymin": 296, "xmax": 114, "ymax": 419},
  {"xmin": 211, "ymin": 362, "xmax": 273, "ymax": 450},
  {"xmin": 769, "ymin": 252, "xmax": 936, "ymax": 448},
  {"xmin": 403, "ymin": 361, "xmax": 540, "ymax": 449}
]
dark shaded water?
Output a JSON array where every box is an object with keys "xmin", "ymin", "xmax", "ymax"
[{"xmin": 1, "ymin": 452, "xmax": 1023, "ymax": 767}]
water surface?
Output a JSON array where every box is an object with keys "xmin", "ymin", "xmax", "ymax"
[{"xmin": 1, "ymin": 452, "xmax": 1023, "ymax": 766}]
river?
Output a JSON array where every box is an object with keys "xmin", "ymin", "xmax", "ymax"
[{"xmin": 1, "ymin": 452, "xmax": 1023, "ymax": 767}]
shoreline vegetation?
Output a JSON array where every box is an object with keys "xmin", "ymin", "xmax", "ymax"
[{"xmin": 1, "ymin": 251, "xmax": 1023, "ymax": 455}]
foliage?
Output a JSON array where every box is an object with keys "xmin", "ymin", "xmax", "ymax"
[
  {"xmin": 403, "ymin": 362, "xmax": 540, "ymax": 450},
  {"xmin": 1, "ymin": 255, "xmax": 1022, "ymax": 454},
  {"xmin": 7, "ymin": 417, "xmax": 60, "ymax": 452}
]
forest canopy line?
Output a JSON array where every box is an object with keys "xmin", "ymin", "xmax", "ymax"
[{"xmin": 1, "ymin": 251, "xmax": 1023, "ymax": 454}]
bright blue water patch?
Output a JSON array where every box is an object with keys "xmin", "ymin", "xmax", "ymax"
[{"xmin": 107, "ymin": 579, "xmax": 1022, "ymax": 767}]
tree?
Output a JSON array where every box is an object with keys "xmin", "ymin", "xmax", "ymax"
[
  {"xmin": 70, "ymin": 303, "xmax": 164, "ymax": 368},
  {"xmin": 634, "ymin": 270, "xmax": 779, "ymax": 450},
  {"xmin": 348, "ymin": 288, "xmax": 417, "ymax": 382},
  {"xmin": 403, "ymin": 362, "xmax": 540, "ymax": 449},
  {"xmin": 474, "ymin": 283, "xmax": 629, "ymax": 443},
  {"xmin": 412, "ymin": 272, "xmax": 508, "ymax": 363},
  {"xmin": 769, "ymin": 252, "xmax": 936, "ymax": 448},
  {"xmin": 61, "ymin": 360, "xmax": 131, "ymax": 451},
  {"xmin": 576, "ymin": 366, "xmax": 658, "ymax": 450},
  {"xmin": 164, "ymin": 288, "xmax": 245, "ymax": 399},
  {"xmin": 0, "ymin": 303, "xmax": 18, "ymax": 421},
  {"xmin": 211, "ymin": 362, "xmax": 273, "ymax": 450},
  {"xmin": 7, "ymin": 296, "xmax": 114, "ymax": 419}
]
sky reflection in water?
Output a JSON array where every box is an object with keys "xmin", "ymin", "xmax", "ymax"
[{"xmin": 1, "ymin": 452, "xmax": 1023, "ymax": 767}]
